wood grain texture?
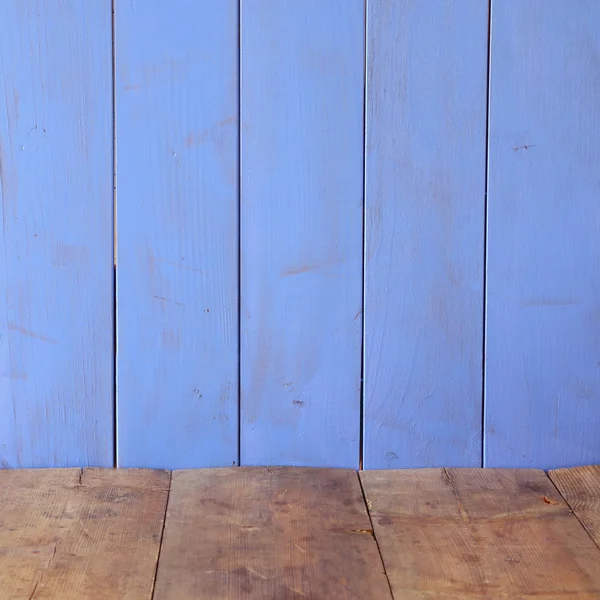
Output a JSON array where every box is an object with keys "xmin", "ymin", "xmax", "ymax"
[
  {"xmin": 240, "ymin": 0, "xmax": 364, "ymax": 468},
  {"xmin": 485, "ymin": 1, "xmax": 600, "ymax": 467},
  {"xmin": 0, "ymin": 468, "xmax": 169, "ymax": 599},
  {"xmin": 0, "ymin": 1, "xmax": 113, "ymax": 467},
  {"xmin": 549, "ymin": 465, "xmax": 600, "ymax": 550},
  {"xmin": 361, "ymin": 468, "xmax": 600, "ymax": 599},
  {"xmin": 116, "ymin": 0, "xmax": 239, "ymax": 468},
  {"xmin": 154, "ymin": 467, "xmax": 391, "ymax": 599},
  {"xmin": 364, "ymin": 0, "xmax": 488, "ymax": 469}
]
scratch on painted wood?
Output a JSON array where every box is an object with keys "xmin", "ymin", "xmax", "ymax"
[{"xmin": 8, "ymin": 323, "xmax": 57, "ymax": 344}]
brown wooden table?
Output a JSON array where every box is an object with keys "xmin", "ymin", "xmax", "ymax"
[{"xmin": 1, "ymin": 465, "xmax": 599, "ymax": 599}]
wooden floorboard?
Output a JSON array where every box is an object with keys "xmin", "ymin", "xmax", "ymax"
[
  {"xmin": 361, "ymin": 468, "xmax": 600, "ymax": 599},
  {"xmin": 152, "ymin": 467, "xmax": 392, "ymax": 599},
  {"xmin": 2, "ymin": 466, "xmax": 600, "ymax": 599},
  {"xmin": 0, "ymin": 468, "xmax": 169, "ymax": 600},
  {"xmin": 549, "ymin": 465, "xmax": 600, "ymax": 550}
]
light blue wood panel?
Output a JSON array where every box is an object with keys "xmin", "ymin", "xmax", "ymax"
[
  {"xmin": 364, "ymin": 0, "xmax": 488, "ymax": 469},
  {"xmin": 485, "ymin": 1, "xmax": 600, "ymax": 468},
  {"xmin": 241, "ymin": 0, "xmax": 364, "ymax": 467},
  {"xmin": 116, "ymin": 0, "xmax": 239, "ymax": 468},
  {"xmin": 0, "ymin": 1, "xmax": 113, "ymax": 467}
]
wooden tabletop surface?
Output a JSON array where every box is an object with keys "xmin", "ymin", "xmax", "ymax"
[{"xmin": 0, "ymin": 465, "xmax": 599, "ymax": 599}]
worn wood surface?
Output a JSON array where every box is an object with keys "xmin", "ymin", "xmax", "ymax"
[
  {"xmin": 2, "ymin": 466, "xmax": 600, "ymax": 598},
  {"xmin": 0, "ymin": 468, "xmax": 169, "ymax": 599},
  {"xmin": 550, "ymin": 465, "xmax": 600, "ymax": 550},
  {"xmin": 485, "ymin": 1, "xmax": 600, "ymax": 468},
  {"xmin": 153, "ymin": 467, "xmax": 392, "ymax": 599},
  {"xmin": 115, "ymin": 0, "xmax": 239, "ymax": 468},
  {"xmin": 364, "ymin": 0, "xmax": 488, "ymax": 469},
  {"xmin": 0, "ymin": 0, "xmax": 113, "ymax": 467},
  {"xmin": 240, "ymin": 0, "xmax": 364, "ymax": 467},
  {"xmin": 1, "ymin": 0, "xmax": 598, "ymax": 480},
  {"xmin": 361, "ymin": 468, "xmax": 600, "ymax": 599}
]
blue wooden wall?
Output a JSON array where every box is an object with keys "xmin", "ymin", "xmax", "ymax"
[
  {"xmin": 0, "ymin": 1, "xmax": 114, "ymax": 468},
  {"xmin": 485, "ymin": 0, "xmax": 600, "ymax": 468},
  {"xmin": 364, "ymin": 0, "xmax": 488, "ymax": 469},
  {"xmin": 0, "ymin": 0, "xmax": 598, "ymax": 470},
  {"xmin": 240, "ymin": 0, "xmax": 364, "ymax": 468},
  {"xmin": 115, "ymin": 0, "xmax": 239, "ymax": 469}
]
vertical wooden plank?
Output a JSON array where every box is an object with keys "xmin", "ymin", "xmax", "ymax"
[
  {"xmin": 0, "ymin": 1, "xmax": 113, "ymax": 467},
  {"xmin": 364, "ymin": 1, "xmax": 488, "ymax": 468},
  {"xmin": 485, "ymin": 1, "xmax": 600, "ymax": 467},
  {"xmin": 240, "ymin": 0, "xmax": 365, "ymax": 468},
  {"xmin": 116, "ymin": 1, "xmax": 239, "ymax": 468}
]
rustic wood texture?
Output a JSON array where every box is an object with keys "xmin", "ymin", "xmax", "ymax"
[
  {"xmin": 0, "ymin": 0, "xmax": 113, "ymax": 467},
  {"xmin": 550, "ymin": 465, "xmax": 600, "ymax": 550},
  {"xmin": 153, "ymin": 467, "xmax": 392, "ymax": 599},
  {"xmin": 240, "ymin": 0, "xmax": 364, "ymax": 467},
  {"xmin": 485, "ymin": 0, "xmax": 600, "ymax": 468},
  {"xmin": 361, "ymin": 468, "xmax": 600, "ymax": 599},
  {"xmin": 364, "ymin": 0, "xmax": 488, "ymax": 469},
  {"xmin": 115, "ymin": 0, "xmax": 239, "ymax": 468},
  {"xmin": 3, "ymin": 467, "xmax": 600, "ymax": 599},
  {"xmin": 0, "ymin": 468, "xmax": 169, "ymax": 599}
]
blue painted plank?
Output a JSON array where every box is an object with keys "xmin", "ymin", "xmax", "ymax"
[
  {"xmin": 485, "ymin": 0, "xmax": 600, "ymax": 468},
  {"xmin": 0, "ymin": 1, "xmax": 113, "ymax": 467},
  {"xmin": 116, "ymin": 0, "xmax": 239, "ymax": 468},
  {"xmin": 364, "ymin": 0, "xmax": 488, "ymax": 469},
  {"xmin": 240, "ymin": 0, "xmax": 364, "ymax": 467}
]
